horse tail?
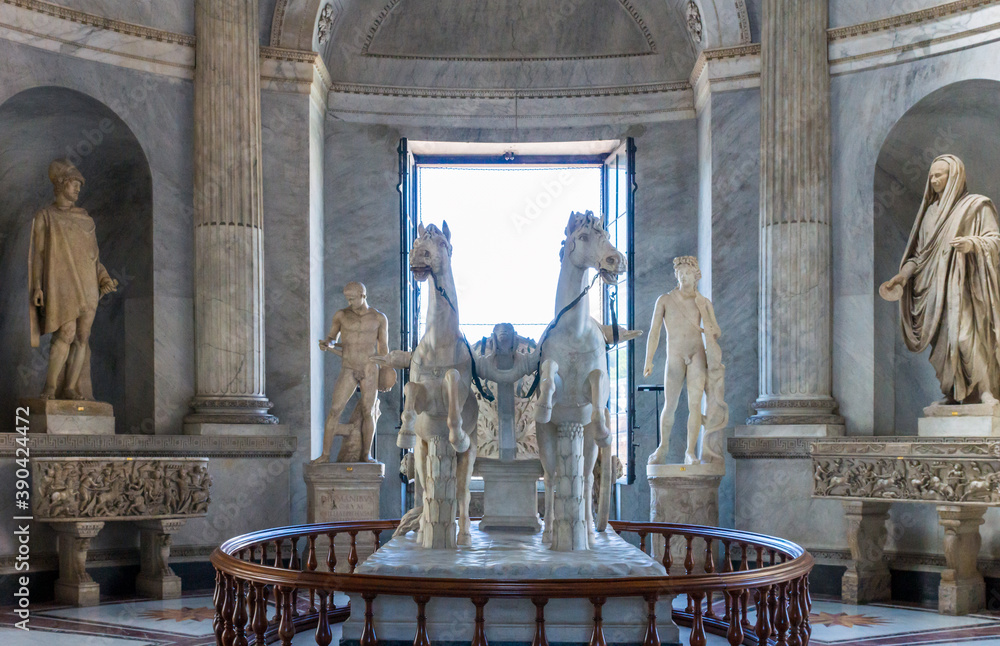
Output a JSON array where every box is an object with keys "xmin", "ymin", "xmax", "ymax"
[{"xmin": 595, "ymin": 444, "xmax": 612, "ymax": 532}]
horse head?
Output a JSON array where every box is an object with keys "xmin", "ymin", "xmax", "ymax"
[
  {"xmin": 410, "ymin": 221, "xmax": 453, "ymax": 283},
  {"xmin": 560, "ymin": 210, "xmax": 624, "ymax": 284}
]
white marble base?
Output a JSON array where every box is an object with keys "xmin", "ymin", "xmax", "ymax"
[
  {"xmin": 647, "ymin": 462, "xmax": 725, "ymax": 478},
  {"xmin": 344, "ymin": 523, "xmax": 679, "ymax": 645},
  {"xmin": 304, "ymin": 461, "xmax": 384, "ymax": 572},
  {"xmin": 736, "ymin": 423, "xmax": 845, "ymax": 437},
  {"xmin": 23, "ymin": 399, "xmax": 114, "ymax": 435},
  {"xmin": 648, "ymin": 467, "xmax": 722, "ymax": 566},
  {"xmin": 918, "ymin": 415, "xmax": 1000, "ymax": 437},
  {"xmin": 474, "ymin": 458, "xmax": 542, "ymax": 533},
  {"xmin": 183, "ymin": 422, "xmax": 286, "ymax": 436}
]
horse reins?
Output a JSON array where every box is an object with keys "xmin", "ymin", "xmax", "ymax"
[{"xmin": 427, "ymin": 271, "xmax": 495, "ymax": 403}]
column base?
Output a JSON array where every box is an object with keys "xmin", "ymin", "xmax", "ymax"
[
  {"xmin": 736, "ymin": 423, "xmax": 844, "ymax": 437},
  {"xmin": 186, "ymin": 396, "xmax": 278, "ymax": 427},
  {"xmin": 55, "ymin": 580, "xmax": 101, "ymax": 607},
  {"xmin": 183, "ymin": 422, "xmax": 284, "ymax": 435},
  {"xmin": 304, "ymin": 461, "xmax": 384, "ymax": 571},
  {"xmin": 474, "ymin": 458, "xmax": 542, "ymax": 533},
  {"xmin": 23, "ymin": 398, "xmax": 114, "ymax": 435}
]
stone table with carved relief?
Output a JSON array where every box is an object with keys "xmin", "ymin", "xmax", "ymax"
[
  {"xmin": 811, "ymin": 439, "xmax": 1000, "ymax": 615},
  {"xmin": 32, "ymin": 457, "xmax": 211, "ymax": 606}
]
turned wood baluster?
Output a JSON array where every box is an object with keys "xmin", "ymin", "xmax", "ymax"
[
  {"xmin": 252, "ymin": 582, "xmax": 268, "ymax": 646},
  {"xmin": 222, "ymin": 574, "xmax": 236, "ymax": 646},
  {"xmin": 271, "ymin": 540, "xmax": 284, "ymax": 623},
  {"xmin": 361, "ymin": 593, "xmax": 378, "ymax": 646},
  {"xmin": 277, "ymin": 588, "xmax": 295, "ymax": 646},
  {"xmin": 689, "ymin": 591, "xmax": 707, "ymax": 646},
  {"xmin": 247, "ymin": 576, "xmax": 258, "ymax": 632},
  {"xmin": 787, "ymin": 577, "xmax": 802, "ymax": 646},
  {"xmin": 704, "ymin": 538, "xmax": 716, "ymax": 618},
  {"xmin": 768, "ymin": 581, "xmax": 778, "ymax": 631},
  {"xmin": 315, "ymin": 590, "xmax": 333, "ymax": 646},
  {"xmin": 684, "ymin": 535, "xmax": 695, "ymax": 613},
  {"xmin": 754, "ymin": 585, "xmax": 772, "ymax": 644},
  {"xmin": 289, "ymin": 537, "xmax": 302, "ymax": 616},
  {"xmin": 213, "ymin": 569, "xmax": 225, "ymax": 646},
  {"xmin": 373, "ymin": 530, "xmax": 382, "ymax": 552},
  {"xmin": 233, "ymin": 578, "xmax": 249, "ymax": 646},
  {"xmin": 531, "ymin": 598, "xmax": 549, "ymax": 646},
  {"xmin": 726, "ymin": 589, "xmax": 744, "ymax": 646},
  {"xmin": 326, "ymin": 533, "xmax": 338, "ymax": 573},
  {"xmin": 639, "ymin": 531, "xmax": 648, "ymax": 554},
  {"xmin": 349, "ymin": 531, "xmax": 360, "ymax": 573},
  {"xmin": 738, "ymin": 545, "xmax": 750, "ymax": 630},
  {"xmin": 471, "ymin": 597, "xmax": 489, "ymax": 646},
  {"xmin": 774, "ymin": 581, "xmax": 790, "ymax": 646},
  {"xmin": 589, "ymin": 597, "xmax": 607, "ymax": 646},
  {"xmin": 306, "ymin": 536, "xmax": 319, "ymax": 613},
  {"xmin": 413, "ymin": 596, "xmax": 431, "ymax": 646},
  {"xmin": 643, "ymin": 593, "xmax": 660, "ymax": 646},
  {"xmin": 721, "ymin": 541, "xmax": 733, "ymax": 622},
  {"xmin": 799, "ymin": 576, "xmax": 812, "ymax": 646},
  {"xmin": 661, "ymin": 533, "xmax": 673, "ymax": 571}
]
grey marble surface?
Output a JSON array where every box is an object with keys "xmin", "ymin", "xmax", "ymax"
[
  {"xmin": 47, "ymin": 0, "xmax": 194, "ymax": 34},
  {"xmin": 359, "ymin": 522, "xmax": 667, "ymax": 578},
  {"xmin": 828, "ymin": 0, "xmax": 954, "ymax": 28}
]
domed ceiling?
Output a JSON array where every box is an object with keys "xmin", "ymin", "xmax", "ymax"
[{"xmin": 317, "ymin": 0, "xmax": 702, "ymax": 92}]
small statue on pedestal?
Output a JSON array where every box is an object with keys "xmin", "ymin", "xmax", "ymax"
[
  {"xmin": 474, "ymin": 323, "xmax": 538, "ymax": 461},
  {"xmin": 29, "ymin": 159, "xmax": 118, "ymax": 401},
  {"xmin": 643, "ymin": 256, "xmax": 728, "ymax": 465},
  {"xmin": 880, "ymin": 154, "xmax": 1000, "ymax": 410},
  {"xmin": 314, "ymin": 282, "xmax": 395, "ymax": 463}
]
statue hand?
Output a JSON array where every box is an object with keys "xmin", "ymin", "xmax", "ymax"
[
  {"xmin": 33, "ymin": 289, "xmax": 43, "ymax": 307},
  {"xmin": 951, "ymin": 237, "xmax": 974, "ymax": 254},
  {"xmin": 99, "ymin": 278, "xmax": 118, "ymax": 297},
  {"xmin": 878, "ymin": 274, "xmax": 906, "ymax": 301},
  {"xmin": 643, "ymin": 361, "xmax": 653, "ymax": 377}
]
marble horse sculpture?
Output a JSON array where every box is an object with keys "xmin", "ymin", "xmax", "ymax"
[
  {"xmin": 380, "ymin": 222, "xmax": 479, "ymax": 549},
  {"xmin": 535, "ymin": 211, "xmax": 626, "ymax": 551}
]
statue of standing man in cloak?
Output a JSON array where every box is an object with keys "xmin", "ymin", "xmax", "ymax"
[
  {"xmin": 29, "ymin": 159, "xmax": 118, "ymax": 401},
  {"xmin": 880, "ymin": 154, "xmax": 1000, "ymax": 408}
]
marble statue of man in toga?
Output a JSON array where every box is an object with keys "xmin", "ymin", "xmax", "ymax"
[
  {"xmin": 314, "ymin": 282, "xmax": 395, "ymax": 463},
  {"xmin": 880, "ymin": 154, "xmax": 1000, "ymax": 406},
  {"xmin": 29, "ymin": 159, "xmax": 118, "ymax": 400},
  {"xmin": 643, "ymin": 256, "xmax": 727, "ymax": 465}
]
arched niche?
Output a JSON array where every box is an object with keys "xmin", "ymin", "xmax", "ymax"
[
  {"xmin": 0, "ymin": 86, "xmax": 153, "ymax": 434},
  {"xmin": 873, "ymin": 79, "xmax": 1000, "ymax": 434}
]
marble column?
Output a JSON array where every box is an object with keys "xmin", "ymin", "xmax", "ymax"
[
  {"xmin": 841, "ymin": 501, "xmax": 891, "ymax": 604},
  {"xmin": 747, "ymin": 0, "xmax": 843, "ymax": 436},
  {"xmin": 937, "ymin": 505, "xmax": 986, "ymax": 615},
  {"xmin": 186, "ymin": 0, "xmax": 276, "ymax": 431}
]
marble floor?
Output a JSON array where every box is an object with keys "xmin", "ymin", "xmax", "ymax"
[{"xmin": 5, "ymin": 592, "xmax": 1000, "ymax": 645}]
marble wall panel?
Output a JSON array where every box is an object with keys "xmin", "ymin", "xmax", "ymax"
[
  {"xmin": 47, "ymin": 0, "xmax": 195, "ymax": 34},
  {"xmin": 828, "ymin": 0, "xmax": 954, "ymax": 28},
  {"xmin": 0, "ymin": 40, "xmax": 194, "ymax": 433}
]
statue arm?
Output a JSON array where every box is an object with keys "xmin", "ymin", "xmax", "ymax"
[
  {"xmin": 702, "ymin": 298, "xmax": 721, "ymax": 340},
  {"xmin": 643, "ymin": 296, "xmax": 665, "ymax": 376},
  {"xmin": 377, "ymin": 313, "xmax": 389, "ymax": 357},
  {"xmin": 30, "ymin": 215, "xmax": 45, "ymax": 300}
]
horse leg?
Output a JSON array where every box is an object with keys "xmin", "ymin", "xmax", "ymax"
[
  {"xmin": 457, "ymin": 393, "xmax": 479, "ymax": 546},
  {"xmin": 398, "ymin": 381, "xmax": 427, "ymax": 449},
  {"xmin": 534, "ymin": 360, "xmax": 559, "ymax": 424},
  {"xmin": 586, "ymin": 369, "xmax": 612, "ymax": 448},
  {"xmin": 536, "ymin": 421, "xmax": 557, "ymax": 543},
  {"xmin": 583, "ymin": 438, "xmax": 598, "ymax": 547},
  {"xmin": 443, "ymin": 369, "xmax": 471, "ymax": 453}
]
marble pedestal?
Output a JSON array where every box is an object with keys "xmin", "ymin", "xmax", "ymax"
[
  {"xmin": 648, "ymin": 463, "xmax": 723, "ymax": 565},
  {"xmin": 736, "ymin": 423, "xmax": 844, "ymax": 437},
  {"xmin": 938, "ymin": 505, "xmax": 987, "ymax": 615},
  {"xmin": 136, "ymin": 519, "xmax": 186, "ymax": 600},
  {"xmin": 918, "ymin": 402, "xmax": 1000, "ymax": 437},
  {"xmin": 474, "ymin": 458, "xmax": 542, "ymax": 533},
  {"xmin": 23, "ymin": 399, "xmax": 114, "ymax": 435},
  {"xmin": 841, "ymin": 501, "xmax": 891, "ymax": 604},
  {"xmin": 52, "ymin": 521, "xmax": 104, "ymax": 606},
  {"xmin": 343, "ymin": 523, "xmax": 680, "ymax": 646},
  {"xmin": 184, "ymin": 422, "xmax": 285, "ymax": 436},
  {"xmin": 304, "ymin": 461, "xmax": 384, "ymax": 572}
]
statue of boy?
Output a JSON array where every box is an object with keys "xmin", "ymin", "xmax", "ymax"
[
  {"xmin": 29, "ymin": 159, "xmax": 118, "ymax": 400},
  {"xmin": 314, "ymin": 282, "xmax": 395, "ymax": 464},
  {"xmin": 643, "ymin": 256, "xmax": 728, "ymax": 465},
  {"xmin": 880, "ymin": 154, "xmax": 1000, "ymax": 406}
]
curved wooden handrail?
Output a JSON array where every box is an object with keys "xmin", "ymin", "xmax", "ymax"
[{"xmin": 211, "ymin": 519, "xmax": 814, "ymax": 599}]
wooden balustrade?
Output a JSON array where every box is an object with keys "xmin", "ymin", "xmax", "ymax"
[{"xmin": 211, "ymin": 520, "xmax": 813, "ymax": 646}]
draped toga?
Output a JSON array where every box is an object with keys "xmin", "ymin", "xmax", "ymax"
[
  {"xmin": 28, "ymin": 205, "xmax": 110, "ymax": 347},
  {"xmin": 898, "ymin": 155, "xmax": 1000, "ymax": 401}
]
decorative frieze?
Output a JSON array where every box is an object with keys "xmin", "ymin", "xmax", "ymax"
[{"xmin": 33, "ymin": 457, "xmax": 211, "ymax": 521}]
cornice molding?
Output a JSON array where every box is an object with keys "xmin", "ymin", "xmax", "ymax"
[
  {"xmin": 328, "ymin": 80, "xmax": 690, "ymax": 101},
  {"xmin": 1, "ymin": 0, "xmax": 195, "ymax": 45},
  {"xmin": 827, "ymin": 0, "xmax": 999, "ymax": 41},
  {"xmin": 0, "ymin": 433, "xmax": 297, "ymax": 458}
]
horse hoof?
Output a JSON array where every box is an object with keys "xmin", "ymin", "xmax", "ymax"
[
  {"xmin": 458, "ymin": 530, "xmax": 471, "ymax": 546},
  {"xmin": 397, "ymin": 430, "xmax": 417, "ymax": 449},
  {"xmin": 401, "ymin": 410, "xmax": 416, "ymax": 434},
  {"xmin": 450, "ymin": 433, "xmax": 470, "ymax": 453}
]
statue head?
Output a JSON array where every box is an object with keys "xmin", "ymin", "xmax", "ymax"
[
  {"xmin": 48, "ymin": 159, "xmax": 85, "ymax": 205},
  {"xmin": 410, "ymin": 221, "xmax": 453, "ymax": 283},
  {"xmin": 343, "ymin": 281, "xmax": 368, "ymax": 312},
  {"xmin": 673, "ymin": 256, "xmax": 701, "ymax": 289},
  {"xmin": 923, "ymin": 154, "xmax": 967, "ymax": 208},
  {"xmin": 491, "ymin": 322, "xmax": 517, "ymax": 355},
  {"xmin": 560, "ymin": 210, "xmax": 624, "ymax": 284},
  {"xmin": 929, "ymin": 159, "xmax": 950, "ymax": 196}
]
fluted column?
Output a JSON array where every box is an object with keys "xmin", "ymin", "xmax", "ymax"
[
  {"xmin": 748, "ymin": 0, "xmax": 842, "ymax": 433},
  {"xmin": 186, "ymin": 0, "xmax": 276, "ymax": 427}
]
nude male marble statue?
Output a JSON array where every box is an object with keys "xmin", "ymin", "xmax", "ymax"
[
  {"xmin": 880, "ymin": 154, "xmax": 1000, "ymax": 406},
  {"xmin": 643, "ymin": 256, "xmax": 728, "ymax": 465},
  {"xmin": 29, "ymin": 159, "xmax": 118, "ymax": 400},
  {"xmin": 314, "ymin": 282, "xmax": 394, "ymax": 464}
]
